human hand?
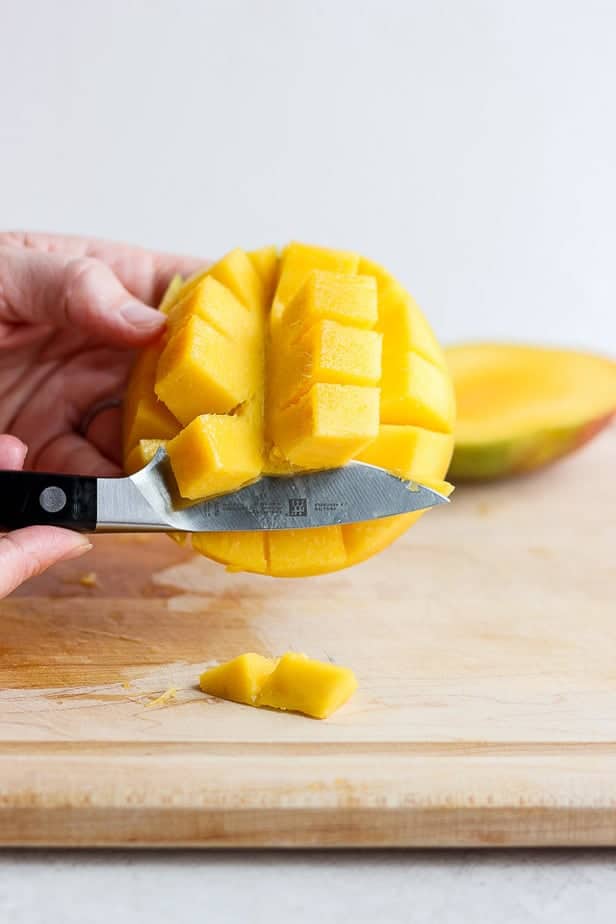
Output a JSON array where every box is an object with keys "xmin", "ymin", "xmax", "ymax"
[{"xmin": 0, "ymin": 231, "xmax": 202, "ymax": 596}]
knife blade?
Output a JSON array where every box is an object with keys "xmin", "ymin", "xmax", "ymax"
[{"xmin": 0, "ymin": 448, "xmax": 449, "ymax": 533}]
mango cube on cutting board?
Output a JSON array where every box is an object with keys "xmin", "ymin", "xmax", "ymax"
[{"xmin": 199, "ymin": 652, "xmax": 358, "ymax": 719}]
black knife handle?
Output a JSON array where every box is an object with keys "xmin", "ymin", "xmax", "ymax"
[{"xmin": 0, "ymin": 470, "xmax": 97, "ymax": 532}]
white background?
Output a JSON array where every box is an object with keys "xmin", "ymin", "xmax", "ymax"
[
  {"xmin": 1, "ymin": 1, "xmax": 616, "ymax": 920},
  {"xmin": 2, "ymin": 0, "xmax": 616, "ymax": 353}
]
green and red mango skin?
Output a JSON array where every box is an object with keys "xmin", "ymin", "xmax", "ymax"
[{"xmin": 448, "ymin": 410, "xmax": 615, "ymax": 482}]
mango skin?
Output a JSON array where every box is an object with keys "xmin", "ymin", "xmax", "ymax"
[
  {"xmin": 449, "ymin": 411, "xmax": 615, "ymax": 481},
  {"xmin": 447, "ymin": 343, "xmax": 616, "ymax": 482}
]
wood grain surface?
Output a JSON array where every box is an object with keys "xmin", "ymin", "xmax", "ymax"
[{"xmin": 0, "ymin": 426, "xmax": 614, "ymax": 847}]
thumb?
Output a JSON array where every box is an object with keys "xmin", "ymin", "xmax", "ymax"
[
  {"xmin": 0, "ymin": 245, "xmax": 166, "ymax": 346},
  {"xmin": 0, "ymin": 435, "xmax": 92, "ymax": 598}
]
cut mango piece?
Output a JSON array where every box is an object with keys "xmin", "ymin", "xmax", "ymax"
[
  {"xmin": 158, "ymin": 274, "xmax": 184, "ymax": 315},
  {"xmin": 156, "ymin": 316, "xmax": 257, "ymax": 423},
  {"xmin": 199, "ymin": 653, "xmax": 276, "ymax": 705},
  {"xmin": 272, "ymin": 242, "xmax": 360, "ymax": 325},
  {"xmin": 124, "ymin": 438, "xmax": 167, "ymax": 475},
  {"xmin": 271, "ymin": 321, "xmax": 382, "ymax": 408},
  {"xmin": 343, "ymin": 479, "xmax": 454, "ymax": 567},
  {"xmin": 172, "ymin": 265, "xmax": 211, "ymax": 306},
  {"xmin": 271, "ymin": 383, "xmax": 379, "ymax": 468},
  {"xmin": 192, "ymin": 531, "xmax": 267, "ymax": 574},
  {"xmin": 282, "ymin": 270, "xmax": 377, "ymax": 334},
  {"xmin": 167, "ymin": 275, "xmax": 255, "ymax": 339},
  {"xmin": 380, "ymin": 350, "xmax": 456, "ymax": 432},
  {"xmin": 123, "ymin": 396, "xmax": 180, "ymax": 457},
  {"xmin": 357, "ymin": 425, "xmax": 454, "ymax": 481},
  {"xmin": 266, "ymin": 526, "xmax": 347, "ymax": 577},
  {"xmin": 208, "ymin": 248, "xmax": 265, "ymax": 313},
  {"xmin": 122, "ymin": 340, "xmax": 180, "ymax": 455},
  {"xmin": 359, "ymin": 257, "xmax": 446, "ymax": 369},
  {"xmin": 168, "ymin": 414, "xmax": 262, "ymax": 500},
  {"xmin": 256, "ymin": 652, "xmax": 357, "ymax": 719},
  {"xmin": 248, "ymin": 245, "xmax": 279, "ymax": 303},
  {"xmin": 447, "ymin": 343, "xmax": 616, "ymax": 480}
]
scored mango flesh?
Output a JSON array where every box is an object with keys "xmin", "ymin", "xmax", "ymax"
[
  {"xmin": 199, "ymin": 651, "xmax": 358, "ymax": 720},
  {"xmin": 123, "ymin": 242, "xmax": 455, "ymax": 576}
]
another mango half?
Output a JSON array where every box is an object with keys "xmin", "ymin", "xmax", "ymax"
[
  {"xmin": 123, "ymin": 242, "xmax": 455, "ymax": 576},
  {"xmin": 447, "ymin": 343, "xmax": 616, "ymax": 481}
]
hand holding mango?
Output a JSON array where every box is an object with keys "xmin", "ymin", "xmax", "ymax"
[{"xmin": 0, "ymin": 232, "xmax": 202, "ymax": 597}]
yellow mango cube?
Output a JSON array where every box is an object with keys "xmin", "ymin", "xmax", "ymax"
[
  {"xmin": 192, "ymin": 531, "xmax": 268, "ymax": 574},
  {"xmin": 172, "ymin": 265, "xmax": 211, "ymax": 306},
  {"xmin": 271, "ymin": 321, "xmax": 382, "ymax": 409},
  {"xmin": 123, "ymin": 342, "xmax": 164, "ymax": 439},
  {"xmin": 380, "ymin": 350, "xmax": 456, "ymax": 432},
  {"xmin": 357, "ymin": 425, "xmax": 454, "ymax": 481},
  {"xmin": 167, "ymin": 275, "xmax": 256, "ymax": 339},
  {"xmin": 266, "ymin": 526, "xmax": 347, "ymax": 577},
  {"xmin": 158, "ymin": 273, "xmax": 184, "ymax": 315},
  {"xmin": 124, "ymin": 438, "xmax": 167, "ymax": 475},
  {"xmin": 208, "ymin": 248, "xmax": 265, "ymax": 313},
  {"xmin": 248, "ymin": 245, "xmax": 279, "ymax": 302},
  {"xmin": 360, "ymin": 257, "xmax": 446, "ymax": 368},
  {"xmin": 282, "ymin": 270, "xmax": 377, "ymax": 334},
  {"xmin": 271, "ymin": 383, "xmax": 379, "ymax": 468},
  {"xmin": 272, "ymin": 242, "xmax": 360, "ymax": 325},
  {"xmin": 123, "ymin": 396, "xmax": 180, "ymax": 455},
  {"xmin": 168, "ymin": 414, "xmax": 262, "ymax": 500},
  {"xmin": 199, "ymin": 653, "xmax": 276, "ymax": 705},
  {"xmin": 156, "ymin": 316, "xmax": 257, "ymax": 423},
  {"xmin": 256, "ymin": 652, "xmax": 358, "ymax": 718}
]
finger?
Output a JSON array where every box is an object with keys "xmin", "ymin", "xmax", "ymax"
[
  {"xmin": 0, "ymin": 435, "xmax": 28, "ymax": 470},
  {"xmin": 0, "ymin": 526, "xmax": 92, "ymax": 598},
  {"xmin": 0, "ymin": 246, "xmax": 166, "ymax": 346},
  {"xmin": 0, "ymin": 231, "xmax": 207, "ymax": 307},
  {"xmin": 35, "ymin": 433, "xmax": 122, "ymax": 477}
]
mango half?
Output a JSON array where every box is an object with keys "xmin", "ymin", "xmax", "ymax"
[
  {"xmin": 123, "ymin": 242, "xmax": 455, "ymax": 576},
  {"xmin": 447, "ymin": 343, "xmax": 616, "ymax": 481}
]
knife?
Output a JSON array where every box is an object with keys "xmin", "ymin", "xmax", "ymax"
[{"xmin": 0, "ymin": 448, "xmax": 449, "ymax": 533}]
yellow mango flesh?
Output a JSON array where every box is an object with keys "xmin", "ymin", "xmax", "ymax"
[
  {"xmin": 256, "ymin": 652, "xmax": 358, "ymax": 719},
  {"xmin": 123, "ymin": 244, "xmax": 455, "ymax": 576},
  {"xmin": 159, "ymin": 274, "xmax": 184, "ymax": 315},
  {"xmin": 208, "ymin": 248, "xmax": 265, "ymax": 313},
  {"xmin": 192, "ymin": 531, "xmax": 268, "ymax": 573},
  {"xmin": 248, "ymin": 245, "xmax": 280, "ymax": 303},
  {"xmin": 270, "ymin": 323, "xmax": 382, "ymax": 413},
  {"xmin": 271, "ymin": 242, "xmax": 360, "ymax": 326},
  {"xmin": 199, "ymin": 651, "xmax": 357, "ymax": 719},
  {"xmin": 122, "ymin": 341, "xmax": 180, "ymax": 462},
  {"xmin": 380, "ymin": 348, "xmax": 456, "ymax": 432},
  {"xmin": 167, "ymin": 275, "xmax": 256, "ymax": 339},
  {"xmin": 124, "ymin": 438, "xmax": 168, "ymax": 475},
  {"xmin": 156, "ymin": 315, "xmax": 258, "ymax": 422},
  {"xmin": 199, "ymin": 653, "xmax": 276, "ymax": 705},
  {"xmin": 167, "ymin": 414, "xmax": 261, "ymax": 500},
  {"xmin": 447, "ymin": 343, "xmax": 616, "ymax": 480}
]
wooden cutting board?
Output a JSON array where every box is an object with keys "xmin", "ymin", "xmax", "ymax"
[{"xmin": 0, "ymin": 425, "xmax": 614, "ymax": 847}]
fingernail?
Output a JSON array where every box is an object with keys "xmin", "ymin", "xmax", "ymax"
[
  {"xmin": 60, "ymin": 541, "xmax": 93, "ymax": 562},
  {"xmin": 121, "ymin": 301, "xmax": 166, "ymax": 330}
]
